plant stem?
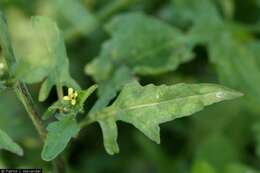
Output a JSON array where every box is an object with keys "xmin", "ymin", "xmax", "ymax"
[
  {"xmin": 15, "ymin": 82, "xmax": 47, "ymax": 139},
  {"xmin": 0, "ymin": 11, "xmax": 66, "ymax": 173},
  {"xmin": 79, "ymin": 116, "xmax": 95, "ymax": 129},
  {"xmin": 0, "ymin": 11, "xmax": 47, "ymax": 140},
  {"xmin": 56, "ymin": 84, "xmax": 64, "ymax": 100}
]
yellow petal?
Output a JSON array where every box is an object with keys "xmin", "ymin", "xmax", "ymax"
[
  {"xmin": 74, "ymin": 92, "xmax": 78, "ymax": 97},
  {"xmin": 71, "ymin": 99, "xmax": 76, "ymax": 106},
  {"xmin": 68, "ymin": 88, "xmax": 74, "ymax": 95},
  {"xmin": 63, "ymin": 96, "xmax": 70, "ymax": 101}
]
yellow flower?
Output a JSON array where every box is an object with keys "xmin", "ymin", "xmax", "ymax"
[{"xmin": 63, "ymin": 88, "xmax": 78, "ymax": 106}]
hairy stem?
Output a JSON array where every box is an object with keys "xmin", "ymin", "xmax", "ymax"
[
  {"xmin": 0, "ymin": 11, "xmax": 67, "ymax": 173},
  {"xmin": 15, "ymin": 82, "xmax": 47, "ymax": 139}
]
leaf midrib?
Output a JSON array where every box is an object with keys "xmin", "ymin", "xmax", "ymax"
[{"xmin": 94, "ymin": 91, "xmax": 223, "ymax": 121}]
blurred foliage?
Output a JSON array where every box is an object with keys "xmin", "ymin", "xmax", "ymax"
[{"xmin": 0, "ymin": 0, "xmax": 260, "ymax": 172}]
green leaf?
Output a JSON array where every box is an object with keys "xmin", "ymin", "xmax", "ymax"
[
  {"xmin": 86, "ymin": 12, "xmax": 194, "ymax": 113},
  {"xmin": 0, "ymin": 128, "xmax": 23, "ymax": 156},
  {"xmin": 192, "ymin": 161, "xmax": 216, "ymax": 173},
  {"xmin": 90, "ymin": 81, "xmax": 242, "ymax": 154},
  {"xmin": 12, "ymin": 16, "xmax": 79, "ymax": 101},
  {"xmin": 14, "ymin": 16, "xmax": 57, "ymax": 83},
  {"xmin": 86, "ymin": 12, "xmax": 194, "ymax": 82},
  {"xmin": 41, "ymin": 115, "xmax": 80, "ymax": 161},
  {"xmin": 171, "ymin": 0, "xmax": 221, "ymax": 27},
  {"xmin": 46, "ymin": 0, "xmax": 98, "ymax": 38}
]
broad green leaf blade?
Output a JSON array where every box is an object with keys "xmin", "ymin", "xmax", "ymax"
[
  {"xmin": 14, "ymin": 16, "xmax": 59, "ymax": 83},
  {"xmin": 91, "ymin": 81, "xmax": 242, "ymax": 154},
  {"xmin": 86, "ymin": 12, "xmax": 194, "ymax": 82},
  {"xmin": 8, "ymin": 15, "xmax": 79, "ymax": 100},
  {"xmin": 41, "ymin": 115, "xmax": 80, "ymax": 161},
  {"xmin": 12, "ymin": 16, "xmax": 79, "ymax": 101},
  {"xmin": 49, "ymin": 0, "xmax": 98, "ymax": 38},
  {"xmin": 0, "ymin": 128, "xmax": 23, "ymax": 156}
]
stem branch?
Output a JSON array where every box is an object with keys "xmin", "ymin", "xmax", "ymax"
[
  {"xmin": 0, "ymin": 11, "xmax": 67, "ymax": 173},
  {"xmin": 79, "ymin": 116, "xmax": 95, "ymax": 129}
]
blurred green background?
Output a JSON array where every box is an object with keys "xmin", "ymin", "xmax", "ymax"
[{"xmin": 0, "ymin": 0, "xmax": 260, "ymax": 172}]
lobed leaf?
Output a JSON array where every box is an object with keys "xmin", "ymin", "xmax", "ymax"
[
  {"xmin": 14, "ymin": 16, "xmax": 58, "ymax": 83},
  {"xmin": 41, "ymin": 115, "xmax": 80, "ymax": 161},
  {"xmin": 90, "ymin": 81, "xmax": 243, "ymax": 154},
  {"xmin": 0, "ymin": 128, "xmax": 23, "ymax": 156},
  {"xmin": 87, "ymin": 12, "xmax": 194, "ymax": 81},
  {"xmin": 86, "ymin": 12, "xmax": 194, "ymax": 113},
  {"xmin": 12, "ymin": 16, "xmax": 79, "ymax": 101}
]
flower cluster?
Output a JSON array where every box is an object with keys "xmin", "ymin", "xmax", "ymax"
[{"xmin": 63, "ymin": 88, "xmax": 78, "ymax": 106}]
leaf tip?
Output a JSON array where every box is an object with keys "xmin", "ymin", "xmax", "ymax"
[
  {"xmin": 217, "ymin": 89, "xmax": 244, "ymax": 100},
  {"xmin": 106, "ymin": 146, "xmax": 120, "ymax": 155},
  {"xmin": 17, "ymin": 147, "xmax": 24, "ymax": 157}
]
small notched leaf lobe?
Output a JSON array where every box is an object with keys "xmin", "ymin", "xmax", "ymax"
[{"xmin": 41, "ymin": 115, "xmax": 80, "ymax": 161}]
